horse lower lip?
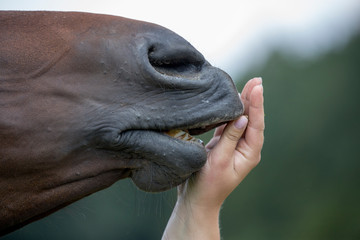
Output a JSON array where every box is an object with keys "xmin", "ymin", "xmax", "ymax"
[{"xmin": 164, "ymin": 129, "xmax": 204, "ymax": 145}]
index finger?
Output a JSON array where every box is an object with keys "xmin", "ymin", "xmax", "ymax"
[
  {"xmin": 243, "ymin": 84, "xmax": 264, "ymax": 152},
  {"xmin": 241, "ymin": 78, "xmax": 263, "ymax": 115}
]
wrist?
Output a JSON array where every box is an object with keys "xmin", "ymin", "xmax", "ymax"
[
  {"xmin": 162, "ymin": 199, "xmax": 221, "ymax": 240},
  {"xmin": 177, "ymin": 196, "xmax": 222, "ymax": 217}
]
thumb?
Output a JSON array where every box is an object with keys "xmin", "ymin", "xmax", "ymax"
[{"xmin": 214, "ymin": 116, "xmax": 248, "ymax": 155}]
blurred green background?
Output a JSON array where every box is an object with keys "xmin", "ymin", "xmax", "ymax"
[{"xmin": 3, "ymin": 19, "xmax": 360, "ymax": 240}]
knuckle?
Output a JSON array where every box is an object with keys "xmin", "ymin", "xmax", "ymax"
[{"xmin": 225, "ymin": 130, "xmax": 241, "ymax": 142}]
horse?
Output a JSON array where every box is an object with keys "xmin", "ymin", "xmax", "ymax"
[{"xmin": 0, "ymin": 11, "xmax": 243, "ymax": 235}]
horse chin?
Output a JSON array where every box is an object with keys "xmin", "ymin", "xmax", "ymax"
[
  {"xmin": 115, "ymin": 130, "xmax": 207, "ymax": 192},
  {"xmin": 130, "ymin": 164, "xmax": 192, "ymax": 192}
]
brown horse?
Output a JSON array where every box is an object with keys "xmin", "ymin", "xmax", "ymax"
[{"xmin": 0, "ymin": 11, "xmax": 243, "ymax": 235}]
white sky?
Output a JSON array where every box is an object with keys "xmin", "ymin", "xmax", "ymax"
[{"xmin": 1, "ymin": 0, "xmax": 360, "ymax": 78}]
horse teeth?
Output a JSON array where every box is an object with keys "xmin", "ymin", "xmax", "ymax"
[
  {"xmin": 164, "ymin": 129, "xmax": 203, "ymax": 145},
  {"xmin": 174, "ymin": 131, "xmax": 186, "ymax": 138},
  {"xmin": 183, "ymin": 133, "xmax": 190, "ymax": 140},
  {"xmin": 165, "ymin": 129, "xmax": 185, "ymax": 138}
]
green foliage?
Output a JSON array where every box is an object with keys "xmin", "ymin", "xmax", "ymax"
[{"xmin": 4, "ymin": 34, "xmax": 360, "ymax": 240}]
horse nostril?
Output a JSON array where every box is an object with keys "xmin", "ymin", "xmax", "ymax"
[{"xmin": 148, "ymin": 44, "xmax": 205, "ymax": 76}]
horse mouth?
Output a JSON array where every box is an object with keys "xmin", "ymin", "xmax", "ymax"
[
  {"xmin": 162, "ymin": 122, "xmax": 226, "ymax": 146},
  {"xmin": 164, "ymin": 129, "xmax": 205, "ymax": 145},
  {"xmin": 119, "ymin": 120, "xmax": 231, "ymax": 192}
]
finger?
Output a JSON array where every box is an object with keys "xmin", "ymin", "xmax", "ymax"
[
  {"xmin": 213, "ymin": 123, "xmax": 227, "ymax": 137},
  {"xmin": 205, "ymin": 135, "xmax": 220, "ymax": 151},
  {"xmin": 241, "ymin": 77, "xmax": 262, "ymax": 102},
  {"xmin": 241, "ymin": 78, "xmax": 262, "ymax": 115},
  {"xmin": 244, "ymin": 84, "xmax": 264, "ymax": 152},
  {"xmin": 213, "ymin": 116, "xmax": 248, "ymax": 157}
]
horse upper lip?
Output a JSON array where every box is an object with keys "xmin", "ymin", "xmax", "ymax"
[{"xmin": 187, "ymin": 121, "xmax": 229, "ymax": 135}]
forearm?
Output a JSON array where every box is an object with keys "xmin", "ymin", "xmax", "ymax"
[{"xmin": 162, "ymin": 200, "xmax": 221, "ymax": 240}]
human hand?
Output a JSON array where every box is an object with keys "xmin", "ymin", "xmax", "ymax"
[
  {"xmin": 162, "ymin": 77, "xmax": 264, "ymax": 240},
  {"xmin": 178, "ymin": 77, "xmax": 264, "ymax": 209}
]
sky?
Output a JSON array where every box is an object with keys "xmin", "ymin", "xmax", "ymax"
[{"xmin": 1, "ymin": 0, "xmax": 360, "ymax": 78}]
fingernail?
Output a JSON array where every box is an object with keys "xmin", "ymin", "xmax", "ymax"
[
  {"xmin": 256, "ymin": 77, "xmax": 263, "ymax": 85},
  {"xmin": 234, "ymin": 116, "xmax": 248, "ymax": 129}
]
